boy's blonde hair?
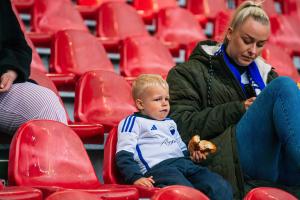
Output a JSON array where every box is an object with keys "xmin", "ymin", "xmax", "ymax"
[
  {"xmin": 132, "ymin": 74, "xmax": 169, "ymax": 100},
  {"xmin": 224, "ymin": 0, "xmax": 270, "ymax": 44}
]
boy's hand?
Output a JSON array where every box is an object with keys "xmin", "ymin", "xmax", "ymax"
[
  {"xmin": 190, "ymin": 150, "xmax": 208, "ymax": 163},
  {"xmin": 133, "ymin": 176, "xmax": 155, "ymax": 188}
]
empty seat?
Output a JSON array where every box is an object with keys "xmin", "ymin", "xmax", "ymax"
[
  {"xmin": 50, "ymin": 30, "xmax": 114, "ymax": 81},
  {"xmin": 120, "ymin": 35, "xmax": 175, "ymax": 77},
  {"xmin": 46, "ymin": 190, "xmax": 103, "ymax": 200},
  {"xmin": 155, "ymin": 7, "xmax": 206, "ymax": 55},
  {"xmin": 261, "ymin": 43, "xmax": 300, "ymax": 82},
  {"xmin": 132, "ymin": 0, "xmax": 178, "ymax": 24},
  {"xmin": 150, "ymin": 185, "xmax": 209, "ymax": 200},
  {"xmin": 11, "ymin": 0, "xmax": 34, "ymax": 13},
  {"xmin": 0, "ymin": 186, "xmax": 42, "ymax": 200},
  {"xmin": 76, "ymin": 0, "xmax": 127, "ymax": 19},
  {"xmin": 29, "ymin": 68, "xmax": 105, "ymax": 144},
  {"xmin": 103, "ymin": 127, "xmax": 160, "ymax": 198},
  {"xmin": 74, "ymin": 70, "xmax": 137, "ymax": 132},
  {"xmin": 8, "ymin": 120, "xmax": 139, "ymax": 200},
  {"xmin": 30, "ymin": 0, "xmax": 88, "ymax": 45},
  {"xmin": 186, "ymin": 0, "xmax": 234, "ymax": 26},
  {"xmin": 96, "ymin": 2, "xmax": 149, "ymax": 52},
  {"xmin": 244, "ymin": 187, "xmax": 298, "ymax": 200},
  {"xmin": 269, "ymin": 14, "xmax": 300, "ymax": 55}
]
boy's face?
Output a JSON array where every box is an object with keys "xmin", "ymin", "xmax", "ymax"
[{"xmin": 136, "ymin": 85, "xmax": 170, "ymax": 120}]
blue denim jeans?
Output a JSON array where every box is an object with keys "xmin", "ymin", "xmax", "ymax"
[{"xmin": 236, "ymin": 76, "xmax": 300, "ymax": 186}]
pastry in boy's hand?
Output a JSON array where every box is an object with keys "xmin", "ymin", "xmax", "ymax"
[{"xmin": 188, "ymin": 135, "xmax": 217, "ymax": 154}]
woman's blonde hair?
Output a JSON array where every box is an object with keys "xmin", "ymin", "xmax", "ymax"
[
  {"xmin": 223, "ymin": 0, "xmax": 270, "ymax": 44},
  {"xmin": 132, "ymin": 74, "xmax": 169, "ymax": 100}
]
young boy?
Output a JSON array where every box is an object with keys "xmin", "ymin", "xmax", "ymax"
[{"xmin": 116, "ymin": 74, "xmax": 233, "ymax": 200}]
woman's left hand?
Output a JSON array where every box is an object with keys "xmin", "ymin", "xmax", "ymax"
[
  {"xmin": 0, "ymin": 70, "xmax": 17, "ymax": 92},
  {"xmin": 190, "ymin": 150, "xmax": 208, "ymax": 163}
]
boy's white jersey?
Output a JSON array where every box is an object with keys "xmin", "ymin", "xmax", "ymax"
[{"xmin": 117, "ymin": 114, "xmax": 187, "ymax": 174}]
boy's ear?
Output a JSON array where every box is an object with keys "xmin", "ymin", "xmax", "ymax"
[
  {"xmin": 226, "ymin": 27, "xmax": 233, "ymax": 42},
  {"xmin": 135, "ymin": 99, "xmax": 144, "ymax": 110}
]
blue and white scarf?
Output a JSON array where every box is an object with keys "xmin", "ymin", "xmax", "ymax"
[{"xmin": 216, "ymin": 44, "xmax": 265, "ymax": 97}]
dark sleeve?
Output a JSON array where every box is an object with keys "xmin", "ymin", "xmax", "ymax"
[
  {"xmin": 182, "ymin": 150, "xmax": 189, "ymax": 158},
  {"xmin": 116, "ymin": 150, "xmax": 144, "ymax": 184},
  {"xmin": 0, "ymin": 0, "xmax": 32, "ymax": 82},
  {"xmin": 167, "ymin": 66, "xmax": 245, "ymax": 142}
]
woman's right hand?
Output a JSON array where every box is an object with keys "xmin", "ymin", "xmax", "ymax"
[
  {"xmin": 0, "ymin": 70, "xmax": 17, "ymax": 93},
  {"xmin": 244, "ymin": 97, "xmax": 256, "ymax": 110}
]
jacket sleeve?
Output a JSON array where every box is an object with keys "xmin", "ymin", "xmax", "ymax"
[
  {"xmin": 116, "ymin": 150, "xmax": 144, "ymax": 184},
  {"xmin": 116, "ymin": 117, "xmax": 143, "ymax": 184},
  {"xmin": 167, "ymin": 65, "xmax": 245, "ymax": 143},
  {"xmin": 0, "ymin": 0, "xmax": 32, "ymax": 82}
]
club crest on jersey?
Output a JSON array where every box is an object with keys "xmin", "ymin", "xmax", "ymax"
[{"xmin": 170, "ymin": 126, "xmax": 175, "ymax": 135}]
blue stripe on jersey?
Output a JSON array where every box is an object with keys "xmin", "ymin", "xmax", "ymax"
[
  {"xmin": 128, "ymin": 116, "xmax": 136, "ymax": 132},
  {"xmin": 121, "ymin": 116, "xmax": 130, "ymax": 132},
  {"xmin": 125, "ymin": 116, "xmax": 133, "ymax": 132},
  {"xmin": 136, "ymin": 145, "xmax": 150, "ymax": 171}
]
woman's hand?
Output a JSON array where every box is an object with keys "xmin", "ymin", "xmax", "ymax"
[
  {"xmin": 133, "ymin": 176, "xmax": 155, "ymax": 188},
  {"xmin": 0, "ymin": 70, "xmax": 17, "ymax": 92},
  {"xmin": 244, "ymin": 97, "xmax": 256, "ymax": 110},
  {"xmin": 190, "ymin": 150, "xmax": 208, "ymax": 163}
]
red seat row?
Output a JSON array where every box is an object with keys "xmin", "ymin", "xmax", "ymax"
[{"xmin": 3, "ymin": 119, "xmax": 298, "ymax": 200}]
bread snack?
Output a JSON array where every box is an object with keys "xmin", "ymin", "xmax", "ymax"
[{"xmin": 188, "ymin": 135, "xmax": 217, "ymax": 154}]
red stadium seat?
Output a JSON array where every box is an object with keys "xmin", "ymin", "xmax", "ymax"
[
  {"xmin": 269, "ymin": 14, "xmax": 300, "ymax": 55},
  {"xmin": 29, "ymin": 68, "xmax": 105, "ymax": 144},
  {"xmin": 155, "ymin": 7, "xmax": 206, "ymax": 55},
  {"xmin": 213, "ymin": 11, "xmax": 231, "ymax": 42},
  {"xmin": 262, "ymin": 43, "xmax": 300, "ymax": 82},
  {"xmin": 11, "ymin": 0, "xmax": 34, "ymax": 13},
  {"xmin": 244, "ymin": 187, "xmax": 298, "ymax": 200},
  {"xmin": 186, "ymin": 0, "xmax": 234, "ymax": 27},
  {"xmin": 103, "ymin": 127, "xmax": 160, "ymax": 198},
  {"xmin": 30, "ymin": 0, "xmax": 88, "ymax": 46},
  {"xmin": 46, "ymin": 190, "xmax": 103, "ymax": 200},
  {"xmin": 8, "ymin": 120, "xmax": 139, "ymax": 200},
  {"xmin": 150, "ymin": 185, "xmax": 209, "ymax": 200},
  {"xmin": 237, "ymin": 0, "xmax": 278, "ymax": 17},
  {"xmin": 132, "ymin": 0, "xmax": 178, "ymax": 24},
  {"xmin": 96, "ymin": 2, "xmax": 149, "ymax": 52},
  {"xmin": 76, "ymin": 0, "xmax": 127, "ymax": 19},
  {"xmin": 74, "ymin": 70, "xmax": 137, "ymax": 132},
  {"xmin": 0, "ymin": 186, "xmax": 43, "ymax": 200},
  {"xmin": 120, "ymin": 35, "xmax": 175, "ymax": 77},
  {"xmin": 49, "ymin": 30, "xmax": 114, "ymax": 90}
]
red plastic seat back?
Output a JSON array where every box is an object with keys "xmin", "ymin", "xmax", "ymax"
[
  {"xmin": 155, "ymin": 7, "xmax": 206, "ymax": 50},
  {"xmin": 244, "ymin": 187, "xmax": 298, "ymax": 200},
  {"xmin": 74, "ymin": 70, "xmax": 137, "ymax": 131},
  {"xmin": 151, "ymin": 185, "xmax": 209, "ymax": 200},
  {"xmin": 31, "ymin": 0, "xmax": 88, "ymax": 33},
  {"xmin": 262, "ymin": 43, "xmax": 300, "ymax": 82},
  {"xmin": 8, "ymin": 120, "xmax": 100, "ymax": 189},
  {"xmin": 46, "ymin": 190, "xmax": 103, "ymax": 200},
  {"xmin": 96, "ymin": 2, "xmax": 149, "ymax": 42},
  {"xmin": 50, "ymin": 30, "xmax": 114, "ymax": 75},
  {"xmin": 186, "ymin": 0, "xmax": 233, "ymax": 20},
  {"xmin": 120, "ymin": 35, "xmax": 175, "ymax": 77},
  {"xmin": 133, "ymin": 0, "xmax": 178, "ymax": 23},
  {"xmin": 103, "ymin": 127, "xmax": 124, "ymax": 184},
  {"xmin": 77, "ymin": 0, "xmax": 126, "ymax": 6},
  {"xmin": 0, "ymin": 186, "xmax": 43, "ymax": 200},
  {"xmin": 269, "ymin": 15, "xmax": 300, "ymax": 55}
]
